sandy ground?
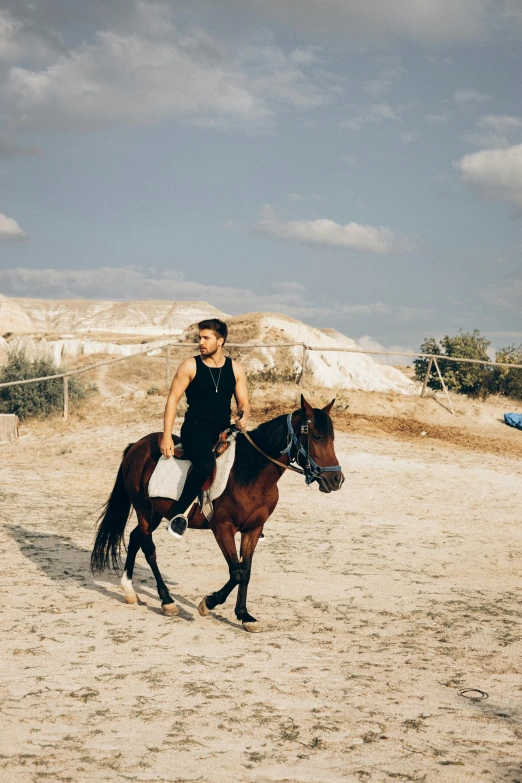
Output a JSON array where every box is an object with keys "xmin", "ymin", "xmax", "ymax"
[{"xmin": 1, "ymin": 396, "xmax": 522, "ymax": 783}]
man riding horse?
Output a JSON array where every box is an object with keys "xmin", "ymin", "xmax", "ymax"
[{"xmin": 160, "ymin": 318, "xmax": 250, "ymax": 538}]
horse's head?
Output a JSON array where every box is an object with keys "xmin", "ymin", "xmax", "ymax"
[{"xmin": 297, "ymin": 395, "xmax": 345, "ymax": 493}]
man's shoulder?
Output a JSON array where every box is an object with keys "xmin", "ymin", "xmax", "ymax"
[
  {"xmin": 179, "ymin": 356, "xmax": 197, "ymax": 376},
  {"xmin": 231, "ymin": 358, "xmax": 246, "ymax": 377}
]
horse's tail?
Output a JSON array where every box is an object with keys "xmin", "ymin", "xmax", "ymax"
[{"xmin": 90, "ymin": 444, "xmax": 134, "ymax": 574}]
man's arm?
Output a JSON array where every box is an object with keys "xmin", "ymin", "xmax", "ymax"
[
  {"xmin": 160, "ymin": 358, "xmax": 195, "ymax": 457},
  {"xmin": 232, "ymin": 361, "xmax": 250, "ymax": 431}
]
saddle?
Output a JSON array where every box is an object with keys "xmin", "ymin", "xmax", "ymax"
[
  {"xmin": 162, "ymin": 427, "xmax": 235, "ymax": 492},
  {"xmin": 149, "ymin": 427, "xmax": 237, "ymax": 517}
]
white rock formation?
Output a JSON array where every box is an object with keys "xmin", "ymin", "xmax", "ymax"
[
  {"xmin": 0, "ymin": 294, "xmax": 34, "ymax": 335},
  {"xmin": 11, "ymin": 298, "xmax": 228, "ymax": 336},
  {"xmin": 7, "ymin": 335, "xmax": 167, "ymax": 366},
  {"xmin": 1, "ymin": 293, "xmax": 413, "ymax": 394},
  {"xmin": 196, "ymin": 313, "xmax": 414, "ymax": 394}
]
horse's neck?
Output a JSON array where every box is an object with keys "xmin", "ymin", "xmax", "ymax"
[{"xmin": 256, "ymin": 423, "xmax": 292, "ymax": 485}]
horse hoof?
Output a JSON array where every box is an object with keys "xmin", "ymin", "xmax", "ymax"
[
  {"xmin": 162, "ymin": 602, "xmax": 179, "ymax": 616},
  {"xmin": 243, "ymin": 621, "xmax": 264, "ymax": 633},
  {"xmin": 124, "ymin": 593, "xmax": 139, "ymax": 605},
  {"xmin": 198, "ymin": 597, "xmax": 210, "ymax": 617}
]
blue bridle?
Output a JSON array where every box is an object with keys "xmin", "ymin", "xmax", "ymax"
[{"xmin": 280, "ymin": 413, "xmax": 342, "ymax": 485}]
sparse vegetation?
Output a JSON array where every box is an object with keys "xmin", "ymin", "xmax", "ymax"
[
  {"xmin": 246, "ymin": 367, "xmax": 300, "ymax": 398},
  {"xmin": 0, "ymin": 350, "xmax": 86, "ymax": 421}
]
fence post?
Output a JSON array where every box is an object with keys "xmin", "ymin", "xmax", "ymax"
[
  {"xmin": 165, "ymin": 344, "xmax": 171, "ymax": 388},
  {"xmin": 421, "ymin": 356, "xmax": 433, "ymax": 398},
  {"xmin": 63, "ymin": 376, "xmax": 69, "ymax": 420},
  {"xmin": 300, "ymin": 345, "xmax": 307, "ymax": 388},
  {"xmin": 433, "ymin": 357, "xmax": 454, "ymax": 415}
]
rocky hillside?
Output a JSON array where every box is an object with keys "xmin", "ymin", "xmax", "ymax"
[
  {"xmin": 184, "ymin": 313, "xmax": 414, "ymax": 394},
  {"xmin": 0, "ymin": 293, "xmax": 413, "ymax": 394}
]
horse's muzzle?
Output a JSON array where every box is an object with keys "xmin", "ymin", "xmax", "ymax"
[{"xmin": 317, "ymin": 471, "xmax": 345, "ymax": 493}]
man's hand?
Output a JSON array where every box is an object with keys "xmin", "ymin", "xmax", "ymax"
[
  {"xmin": 160, "ymin": 433, "xmax": 175, "ymax": 458},
  {"xmin": 234, "ymin": 412, "xmax": 248, "ymax": 431}
]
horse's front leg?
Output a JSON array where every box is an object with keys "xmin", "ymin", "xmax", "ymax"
[
  {"xmin": 198, "ymin": 521, "xmax": 240, "ymax": 617},
  {"xmin": 235, "ymin": 528, "xmax": 264, "ymax": 633}
]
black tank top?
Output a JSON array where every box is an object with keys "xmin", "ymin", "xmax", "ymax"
[{"xmin": 184, "ymin": 355, "xmax": 236, "ymax": 429}]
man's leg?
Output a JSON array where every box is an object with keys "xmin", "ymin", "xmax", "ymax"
[{"xmin": 167, "ymin": 424, "xmax": 217, "ymax": 538}]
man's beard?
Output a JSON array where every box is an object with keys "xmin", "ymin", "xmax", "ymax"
[{"xmin": 200, "ymin": 345, "xmax": 217, "ymax": 357}]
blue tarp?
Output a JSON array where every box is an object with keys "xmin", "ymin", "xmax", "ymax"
[{"xmin": 504, "ymin": 412, "xmax": 522, "ymax": 430}]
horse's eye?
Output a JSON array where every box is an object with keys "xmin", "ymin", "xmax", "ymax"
[{"xmin": 312, "ymin": 434, "xmax": 322, "ymax": 442}]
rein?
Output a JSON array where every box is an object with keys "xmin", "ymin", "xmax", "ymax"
[
  {"xmin": 242, "ymin": 430, "xmax": 306, "ymax": 476},
  {"xmin": 242, "ymin": 412, "xmax": 342, "ymax": 485}
]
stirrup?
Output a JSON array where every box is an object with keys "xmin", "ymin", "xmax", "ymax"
[{"xmin": 166, "ymin": 514, "xmax": 188, "ymax": 539}]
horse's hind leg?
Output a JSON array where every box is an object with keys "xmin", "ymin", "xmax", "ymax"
[
  {"xmin": 137, "ymin": 510, "xmax": 179, "ymax": 616},
  {"xmin": 120, "ymin": 508, "xmax": 163, "ymax": 603},
  {"xmin": 121, "ymin": 525, "xmax": 142, "ymax": 604}
]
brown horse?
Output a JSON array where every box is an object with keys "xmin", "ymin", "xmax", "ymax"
[{"xmin": 90, "ymin": 395, "xmax": 344, "ymax": 632}]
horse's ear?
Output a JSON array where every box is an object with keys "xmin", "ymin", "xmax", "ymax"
[
  {"xmin": 323, "ymin": 398, "xmax": 335, "ymax": 416},
  {"xmin": 300, "ymin": 394, "xmax": 314, "ymax": 420}
]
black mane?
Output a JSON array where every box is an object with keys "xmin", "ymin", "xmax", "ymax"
[{"xmin": 233, "ymin": 408, "xmax": 333, "ymax": 487}]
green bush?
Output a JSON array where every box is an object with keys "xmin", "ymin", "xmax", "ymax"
[
  {"xmin": 0, "ymin": 350, "xmax": 85, "ymax": 421},
  {"xmin": 494, "ymin": 345, "xmax": 522, "ymax": 401},
  {"xmin": 413, "ymin": 338, "xmax": 443, "ymax": 387},
  {"xmin": 414, "ymin": 330, "xmax": 494, "ymax": 399}
]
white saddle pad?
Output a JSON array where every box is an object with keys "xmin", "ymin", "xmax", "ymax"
[{"xmin": 148, "ymin": 436, "xmax": 236, "ymax": 502}]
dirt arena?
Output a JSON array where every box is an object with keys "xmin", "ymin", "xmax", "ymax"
[{"xmin": 1, "ymin": 399, "xmax": 522, "ymax": 782}]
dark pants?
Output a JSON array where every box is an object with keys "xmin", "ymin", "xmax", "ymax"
[{"xmin": 171, "ymin": 421, "xmax": 222, "ymax": 516}]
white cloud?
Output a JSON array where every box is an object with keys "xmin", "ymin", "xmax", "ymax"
[
  {"xmin": 463, "ymin": 114, "xmax": 522, "ymax": 149},
  {"xmin": 364, "ymin": 62, "xmax": 407, "ymax": 97},
  {"xmin": 0, "ymin": 8, "xmax": 65, "ymax": 66},
  {"xmin": 218, "ymin": 0, "xmax": 509, "ymax": 44},
  {"xmin": 340, "ymin": 102, "xmax": 398, "ymax": 131},
  {"xmin": 479, "ymin": 114, "xmax": 522, "ymax": 133},
  {"xmin": 400, "ymin": 130, "xmax": 419, "ymax": 144},
  {"xmin": 0, "ymin": 213, "xmax": 27, "ymax": 241},
  {"xmin": 253, "ymin": 206, "xmax": 417, "ymax": 254},
  {"xmin": 425, "ymin": 111, "xmax": 450, "ymax": 124},
  {"xmin": 0, "ymin": 4, "xmax": 328, "ymax": 133},
  {"xmin": 463, "ymin": 131, "xmax": 511, "ymax": 149},
  {"xmin": 453, "ymin": 89, "xmax": 492, "ymax": 106},
  {"xmin": 456, "ymin": 143, "xmax": 522, "ymax": 209}
]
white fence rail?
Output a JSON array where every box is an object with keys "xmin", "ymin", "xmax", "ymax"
[{"xmin": 1, "ymin": 340, "xmax": 522, "ymax": 419}]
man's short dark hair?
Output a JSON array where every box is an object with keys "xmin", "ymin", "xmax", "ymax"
[{"xmin": 198, "ymin": 318, "xmax": 228, "ymax": 344}]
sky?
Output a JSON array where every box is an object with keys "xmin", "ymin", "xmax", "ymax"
[{"xmin": 0, "ymin": 0, "xmax": 521, "ymax": 357}]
